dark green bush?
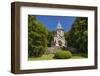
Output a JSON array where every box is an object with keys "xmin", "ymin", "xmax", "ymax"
[
  {"xmin": 28, "ymin": 46, "xmax": 46, "ymax": 57},
  {"xmin": 80, "ymin": 53, "xmax": 88, "ymax": 58},
  {"xmin": 54, "ymin": 51, "xmax": 72, "ymax": 59}
]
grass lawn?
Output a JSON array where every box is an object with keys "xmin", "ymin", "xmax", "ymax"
[
  {"xmin": 71, "ymin": 55, "xmax": 85, "ymax": 59},
  {"xmin": 28, "ymin": 53, "xmax": 87, "ymax": 61},
  {"xmin": 28, "ymin": 54, "xmax": 54, "ymax": 61}
]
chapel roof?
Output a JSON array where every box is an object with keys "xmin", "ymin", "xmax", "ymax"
[{"xmin": 57, "ymin": 21, "xmax": 63, "ymax": 30}]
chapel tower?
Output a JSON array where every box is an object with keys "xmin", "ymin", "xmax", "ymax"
[{"xmin": 53, "ymin": 21, "xmax": 66, "ymax": 47}]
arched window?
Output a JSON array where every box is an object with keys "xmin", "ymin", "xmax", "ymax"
[{"xmin": 58, "ymin": 40, "xmax": 62, "ymax": 46}]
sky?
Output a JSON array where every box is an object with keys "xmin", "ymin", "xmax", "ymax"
[{"xmin": 36, "ymin": 15, "xmax": 76, "ymax": 32}]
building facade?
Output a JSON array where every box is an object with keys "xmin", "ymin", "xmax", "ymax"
[{"xmin": 52, "ymin": 21, "xmax": 66, "ymax": 47}]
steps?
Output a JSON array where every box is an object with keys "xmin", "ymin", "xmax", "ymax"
[{"xmin": 45, "ymin": 47, "xmax": 62, "ymax": 54}]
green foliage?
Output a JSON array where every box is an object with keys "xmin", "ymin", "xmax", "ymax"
[
  {"xmin": 65, "ymin": 17, "xmax": 88, "ymax": 54},
  {"xmin": 28, "ymin": 54, "xmax": 54, "ymax": 60},
  {"xmin": 47, "ymin": 31, "xmax": 53, "ymax": 47},
  {"xmin": 80, "ymin": 53, "xmax": 88, "ymax": 58},
  {"xmin": 28, "ymin": 15, "xmax": 48, "ymax": 57},
  {"xmin": 54, "ymin": 51, "xmax": 72, "ymax": 59}
]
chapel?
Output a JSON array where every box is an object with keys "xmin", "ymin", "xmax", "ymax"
[{"xmin": 52, "ymin": 21, "xmax": 66, "ymax": 47}]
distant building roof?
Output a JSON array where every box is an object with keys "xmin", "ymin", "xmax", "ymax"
[{"xmin": 57, "ymin": 21, "xmax": 63, "ymax": 29}]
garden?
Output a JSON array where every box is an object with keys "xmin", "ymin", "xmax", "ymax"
[{"xmin": 28, "ymin": 15, "xmax": 88, "ymax": 61}]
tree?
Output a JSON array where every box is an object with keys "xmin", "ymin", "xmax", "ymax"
[
  {"xmin": 28, "ymin": 15, "xmax": 48, "ymax": 57},
  {"xmin": 47, "ymin": 31, "xmax": 53, "ymax": 47},
  {"xmin": 65, "ymin": 17, "xmax": 88, "ymax": 54}
]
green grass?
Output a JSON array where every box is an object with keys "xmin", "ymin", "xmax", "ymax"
[
  {"xmin": 28, "ymin": 53, "xmax": 87, "ymax": 61},
  {"xmin": 72, "ymin": 53, "xmax": 88, "ymax": 59},
  {"xmin": 71, "ymin": 55, "xmax": 84, "ymax": 59},
  {"xmin": 28, "ymin": 54, "xmax": 54, "ymax": 61}
]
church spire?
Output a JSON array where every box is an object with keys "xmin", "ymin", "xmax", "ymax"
[{"xmin": 57, "ymin": 21, "xmax": 63, "ymax": 29}]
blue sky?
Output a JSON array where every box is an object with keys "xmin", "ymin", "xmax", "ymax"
[{"xmin": 36, "ymin": 15, "xmax": 76, "ymax": 32}]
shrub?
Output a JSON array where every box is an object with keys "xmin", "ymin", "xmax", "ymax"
[
  {"xmin": 54, "ymin": 51, "xmax": 72, "ymax": 59},
  {"xmin": 28, "ymin": 46, "xmax": 46, "ymax": 57}
]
